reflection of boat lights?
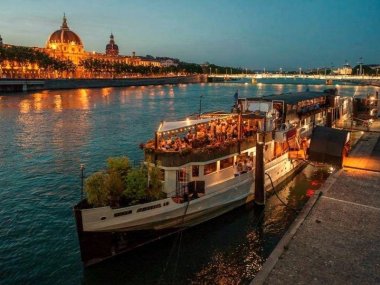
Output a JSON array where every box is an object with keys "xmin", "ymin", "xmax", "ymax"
[{"xmin": 311, "ymin": 180, "xmax": 319, "ymax": 186}]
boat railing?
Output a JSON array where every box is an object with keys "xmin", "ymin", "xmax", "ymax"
[
  {"xmin": 265, "ymin": 152, "xmax": 289, "ymax": 170},
  {"xmin": 145, "ymin": 136, "xmax": 264, "ymax": 167}
]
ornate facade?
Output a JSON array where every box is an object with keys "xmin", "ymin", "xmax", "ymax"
[
  {"xmin": 0, "ymin": 15, "xmax": 162, "ymax": 79},
  {"xmin": 45, "ymin": 14, "xmax": 84, "ymax": 65}
]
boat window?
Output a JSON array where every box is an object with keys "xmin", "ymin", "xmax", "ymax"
[
  {"xmin": 204, "ymin": 162, "xmax": 217, "ymax": 175},
  {"xmin": 137, "ymin": 203, "xmax": 162, "ymax": 213},
  {"xmin": 192, "ymin": 165, "xmax": 199, "ymax": 177},
  {"xmin": 114, "ymin": 210, "xmax": 132, "ymax": 217},
  {"xmin": 177, "ymin": 169, "xmax": 188, "ymax": 182},
  {"xmin": 220, "ymin": 157, "xmax": 234, "ymax": 169}
]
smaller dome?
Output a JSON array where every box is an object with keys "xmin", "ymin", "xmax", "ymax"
[{"xmin": 105, "ymin": 33, "xmax": 119, "ymax": 56}]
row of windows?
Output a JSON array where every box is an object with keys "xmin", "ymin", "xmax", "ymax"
[
  {"xmin": 137, "ymin": 203, "xmax": 162, "ymax": 213},
  {"xmin": 113, "ymin": 201, "xmax": 170, "ymax": 218},
  {"xmin": 191, "ymin": 157, "xmax": 235, "ymax": 177},
  {"xmin": 114, "ymin": 210, "xmax": 132, "ymax": 217}
]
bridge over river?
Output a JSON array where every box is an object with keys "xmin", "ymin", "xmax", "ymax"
[{"xmin": 209, "ymin": 74, "xmax": 380, "ymax": 86}]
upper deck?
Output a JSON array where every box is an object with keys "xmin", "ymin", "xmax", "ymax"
[
  {"xmin": 144, "ymin": 112, "xmax": 273, "ymax": 167},
  {"xmin": 144, "ymin": 89, "xmax": 341, "ymax": 167}
]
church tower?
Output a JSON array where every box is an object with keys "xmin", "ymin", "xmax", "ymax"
[{"xmin": 105, "ymin": 33, "xmax": 119, "ymax": 56}]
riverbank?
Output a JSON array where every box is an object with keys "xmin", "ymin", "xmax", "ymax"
[
  {"xmin": 252, "ymin": 126, "xmax": 380, "ymax": 284},
  {"xmin": 0, "ymin": 75, "xmax": 206, "ymax": 93}
]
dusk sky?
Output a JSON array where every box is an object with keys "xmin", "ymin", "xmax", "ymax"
[{"xmin": 1, "ymin": 0, "xmax": 379, "ymax": 70}]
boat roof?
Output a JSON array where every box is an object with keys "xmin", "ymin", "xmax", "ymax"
[
  {"xmin": 157, "ymin": 118, "xmax": 214, "ymax": 133},
  {"xmin": 242, "ymin": 90, "xmax": 334, "ymax": 105}
]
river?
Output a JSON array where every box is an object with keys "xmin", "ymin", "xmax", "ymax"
[{"xmin": 0, "ymin": 80, "xmax": 378, "ymax": 284}]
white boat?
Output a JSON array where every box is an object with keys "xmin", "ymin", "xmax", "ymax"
[{"xmin": 74, "ymin": 89, "xmax": 346, "ymax": 266}]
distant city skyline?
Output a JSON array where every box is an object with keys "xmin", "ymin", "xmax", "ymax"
[{"xmin": 1, "ymin": 0, "xmax": 379, "ymax": 70}]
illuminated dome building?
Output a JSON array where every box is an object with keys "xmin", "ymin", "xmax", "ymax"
[
  {"xmin": 45, "ymin": 14, "xmax": 85, "ymax": 65},
  {"xmin": 105, "ymin": 33, "xmax": 119, "ymax": 56},
  {"xmin": 0, "ymin": 14, "xmax": 162, "ymax": 79}
]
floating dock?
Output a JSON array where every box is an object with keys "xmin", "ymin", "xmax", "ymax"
[{"xmin": 252, "ymin": 124, "xmax": 380, "ymax": 284}]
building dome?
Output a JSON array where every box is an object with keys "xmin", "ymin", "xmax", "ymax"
[
  {"xmin": 47, "ymin": 14, "xmax": 83, "ymax": 47},
  {"xmin": 105, "ymin": 33, "xmax": 119, "ymax": 56}
]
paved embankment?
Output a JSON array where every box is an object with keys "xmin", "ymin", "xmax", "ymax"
[{"xmin": 252, "ymin": 131, "xmax": 380, "ymax": 284}]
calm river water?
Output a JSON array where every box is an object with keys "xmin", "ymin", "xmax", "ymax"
[{"xmin": 0, "ymin": 79, "xmax": 378, "ymax": 284}]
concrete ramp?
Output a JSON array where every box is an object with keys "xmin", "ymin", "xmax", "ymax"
[{"xmin": 308, "ymin": 126, "xmax": 349, "ymax": 167}]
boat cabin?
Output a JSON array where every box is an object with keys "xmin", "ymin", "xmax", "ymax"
[{"xmin": 144, "ymin": 112, "xmax": 275, "ymax": 200}]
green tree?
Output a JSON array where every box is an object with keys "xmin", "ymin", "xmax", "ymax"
[
  {"xmin": 123, "ymin": 167, "xmax": 148, "ymax": 205},
  {"xmin": 146, "ymin": 163, "xmax": 164, "ymax": 201},
  {"xmin": 104, "ymin": 171, "xmax": 124, "ymax": 207},
  {"xmin": 84, "ymin": 172, "xmax": 110, "ymax": 207},
  {"xmin": 107, "ymin": 156, "xmax": 131, "ymax": 181}
]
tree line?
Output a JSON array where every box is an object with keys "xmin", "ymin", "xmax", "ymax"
[
  {"xmin": 0, "ymin": 45, "xmax": 251, "ymax": 77},
  {"xmin": 0, "ymin": 45, "xmax": 76, "ymax": 72}
]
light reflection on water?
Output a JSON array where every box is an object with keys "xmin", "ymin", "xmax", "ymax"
[{"xmin": 0, "ymin": 82, "xmax": 378, "ymax": 284}]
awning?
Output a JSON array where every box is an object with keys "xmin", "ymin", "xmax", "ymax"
[{"xmin": 157, "ymin": 118, "xmax": 214, "ymax": 133}]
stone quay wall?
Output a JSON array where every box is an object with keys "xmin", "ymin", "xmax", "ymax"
[{"xmin": 0, "ymin": 75, "xmax": 207, "ymax": 93}]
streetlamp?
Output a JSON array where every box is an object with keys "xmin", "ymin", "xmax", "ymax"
[
  {"xmin": 279, "ymin": 67, "xmax": 282, "ymax": 74},
  {"xmin": 209, "ymin": 67, "xmax": 211, "ymax": 75},
  {"xmin": 299, "ymin": 67, "xmax": 302, "ymax": 75},
  {"xmin": 359, "ymin": 57, "xmax": 363, "ymax": 76},
  {"xmin": 199, "ymin": 94, "xmax": 203, "ymax": 117},
  {"xmin": 80, "ymin": 164, "xmax": 85, "ymax": 200}
]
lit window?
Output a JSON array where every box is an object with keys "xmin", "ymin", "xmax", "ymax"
[
  {"xmin": 220, "ymin": 157, "xmax": 234, "ymax": 169},
  {"xmin": 204, "ymin": 162, "xmax": 217, "ymax": 175},
  {"xmin": 192, "ymin": 165, "xmax": 199, "ymax": 177}
]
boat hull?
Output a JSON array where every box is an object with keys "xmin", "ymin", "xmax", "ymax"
[{"xmin": 74, "ymin": 157, "xmax": 305, "ymax": 267}]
